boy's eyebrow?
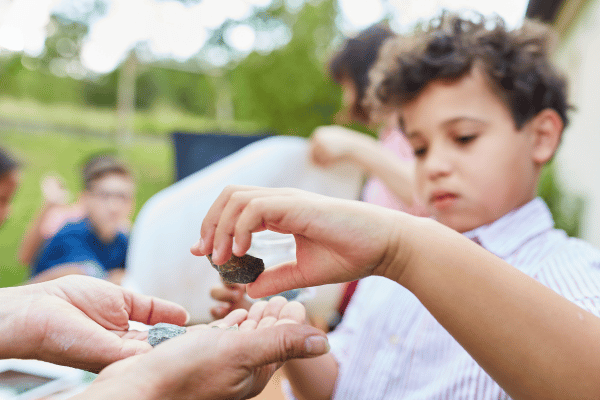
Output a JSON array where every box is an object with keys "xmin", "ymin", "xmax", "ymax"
[
  {"xmin": 441, "ymin": 116, "xmax": 487, "ymax": 128},
  {"xmin": 403, "ymin": 117, "xmax": 487, "ymax": 139}
]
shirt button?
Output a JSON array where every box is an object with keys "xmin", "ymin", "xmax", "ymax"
[{"xmin": 389, "ymin": 334, "xmax": 400, "ymax": 345}]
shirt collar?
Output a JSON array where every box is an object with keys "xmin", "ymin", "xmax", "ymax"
[{"xmin": 462, "ymin": 197, "xmax": 554, "ymax": 259}]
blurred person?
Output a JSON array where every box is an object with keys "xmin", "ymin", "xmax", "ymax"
[
  {"xmin": 210, "ymin": 24, "xmax": 426, "ymax": 328},
  {"xmin": 310, "ymin": 23, "xmax": 425, "ymax": 216},
  {"xmin": 18, "ymin": 173, "xmax": 85, "ymax": 266},
  {"xmin": 29, "ymin": 154, "xmax": 135, "ymax": 284},
  {"xmin": 194, "ymin": 12, "xmax": 600, "ymax": 400},
  {"xmin": 0, "ymin": 147, "xmax": 21, "ymax": 227}
]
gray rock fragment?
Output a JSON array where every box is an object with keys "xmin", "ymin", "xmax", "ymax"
[{"xmin": 148, "ymin": 323, "xmax": 187, "ymax": 347}]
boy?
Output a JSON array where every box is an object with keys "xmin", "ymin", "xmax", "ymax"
[
  {"xmin": 196, "ymin": 13, "xmax": 600, "ymax": 399},
  {"xmin": 30, "ymin": 154, "xmax": 135, "ymax": 284}
]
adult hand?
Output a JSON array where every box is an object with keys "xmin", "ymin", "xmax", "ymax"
[
  {"xmin": 191, "ymin": 186, "xmax": 407, "ymax": 299},
  {"xmin": 210, "ymin": 282, "xmax": 252, "ymax": 320},
  {"xmin": 80, "ymin": 297, "xmax": 328, "ymax": 400},
  {"xmin": 1, "ymin": 275, "xmax": 189, "ymax": 372}
]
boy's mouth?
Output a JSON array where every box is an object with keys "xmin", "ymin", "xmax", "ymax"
[{"xmin": 430, "ymin": 191, "xmax": 458, "ymax": 209}]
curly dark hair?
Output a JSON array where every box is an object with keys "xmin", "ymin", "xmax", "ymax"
[
  {"xmin": 329, "ymin": 23, "xmax": 395, "ymax": 123},
  {"xmin": 366, "ymin": 12, "xmax": 570, "ymax": 129}
]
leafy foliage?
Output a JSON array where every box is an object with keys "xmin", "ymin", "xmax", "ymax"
[
  {"xmin": 538, "ymin": 162, "xmax": 584, "ymax": 237},
  {"xmin": 228, "ymin": 0, "xmax": 343, "ymax": 137}
]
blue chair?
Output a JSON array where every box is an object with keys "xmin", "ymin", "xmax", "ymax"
[{"xmin": 172, "ymin": 131, "xmax": 272, "ymax": 181}]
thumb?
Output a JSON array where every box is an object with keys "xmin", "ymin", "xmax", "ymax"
[
  {"xmin": 247, "ymin": 261, "xmax": 313, "ymax": 299},
  {"xmin": 239, "ymin": 324, "xmax": 329, "ymax": 367}
]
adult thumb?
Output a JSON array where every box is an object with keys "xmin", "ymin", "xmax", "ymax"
[{"xmin": 240, "ymin": 324, "xmax": 330, "ymax": 367}]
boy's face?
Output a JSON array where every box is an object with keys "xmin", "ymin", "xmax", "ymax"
[
  {"xmin": 84, "ymin": 173, "xmax": 134, "ymax": 241},
  {"xmin": 0, "ymin": 171, "xmax": 19, "ymax": 228},
  {"xmin": 402, "ymin": 66, "xmax": 541, "ymax": 233}
]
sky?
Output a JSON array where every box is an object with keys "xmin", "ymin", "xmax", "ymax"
[{"xmin": 0, "ymin": 0, "xmax": 530, "ymax": 74}]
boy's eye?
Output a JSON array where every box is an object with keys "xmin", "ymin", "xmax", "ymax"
[
  {"xmin": 413, "ymin": 147, "xmax": 427, "ymax": 157},
  {"xmin": 456, "ymin": 134, "xmax": 477, "ymax": 145}
]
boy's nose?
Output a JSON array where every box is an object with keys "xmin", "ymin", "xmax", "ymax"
[{"xmin": 423, "ymin": 143, "xmax": 452, "ymax": 181}]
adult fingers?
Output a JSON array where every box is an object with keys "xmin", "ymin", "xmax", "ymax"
[
  {"xmin": 274, "ymin": 301, "xmax": 306, "ymax": 325},
  {"xmin": 123, "ymin": 291, "xmax": 190, "ymax": 327},
  {"xmin": 208, "ymin": 308, "xmax": 248, "ymax": 329},
  {"xmin": 235, "ymin": 324, "xmax": 330, "ymax": 368}
]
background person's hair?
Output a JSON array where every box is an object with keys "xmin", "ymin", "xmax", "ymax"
[
  {"xmin": 329, "ymin": 23, "xmax": 395, "ymax": 123},
  {"xmin": 82, "ymin": 153, "xmax": 132, "ymax": 190},
  {"xmin": 366, "ymin": 12, "xmax": 570, "ymax": 130},
  {"xmin": 0, "ymin": 147, "xmax": 20, "ymax": 178}
]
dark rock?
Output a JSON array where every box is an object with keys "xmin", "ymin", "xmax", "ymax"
[
  {"xmin": 207, "ymin": 253, "xmax": 265, "ymax": 284},
  {"xmin": 148, "ymin": 323, "xmax": 186, "ymax": 347}
]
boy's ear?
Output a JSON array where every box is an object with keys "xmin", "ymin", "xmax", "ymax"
[{"xmin": 529, "ymin": 109, "xmax": 564, "ymax": 165}]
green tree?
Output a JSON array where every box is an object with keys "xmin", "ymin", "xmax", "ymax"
[{"xmin": 227, "ymin": 0, "xmax": 342, "ymax": 137}]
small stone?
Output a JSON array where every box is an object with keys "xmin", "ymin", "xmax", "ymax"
[
  {"xmin": 148, "ymin": 323, "xmax": 186, "ymax": 347},
  {"xmin": 207, "ymin": 253, "xmax": 265, "ymax": 284}
]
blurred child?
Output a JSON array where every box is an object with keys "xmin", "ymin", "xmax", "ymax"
[
  {"xmin": 18, "ymin": 174, "xmax": 85, "ymax": 266},
  {"xmin": 310, "ymin": 23, "xmax": 425, "ymax": 216},
  {"xmin": 29, "ymin": 154, "xmax": 135, "ymax": 284},
  {"xmin": 203, "ymin": 13, "xmax": 600, "ymax": 400}
]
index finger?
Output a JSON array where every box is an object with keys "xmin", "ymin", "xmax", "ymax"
[{"xmin": 195, "ymin": 185, "xmax": 260, "ymax": 257}]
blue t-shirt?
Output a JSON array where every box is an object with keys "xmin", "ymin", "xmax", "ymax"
[{"xmin": 32, "ymin": 218, "xmax": 128, "ymax": 277}]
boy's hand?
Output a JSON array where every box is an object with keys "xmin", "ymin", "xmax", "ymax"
[
  {"xmin": 210, "ymin": 282, "xmax": 253, "ymax": 320},
  {"xmin": 191, "ymin": 185, "xmax": 406, "ymax": 299}
]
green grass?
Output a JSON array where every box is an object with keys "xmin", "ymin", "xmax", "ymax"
[
  {"xmin": 0, "ymin": 97, "xmax": 264, "ymax": 137},
  {"xmin": 0, "ymin": 129, "xmax": 174, "ymax": 287}
]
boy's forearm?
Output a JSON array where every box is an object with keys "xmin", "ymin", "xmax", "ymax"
[
  {"xmin": 282, "ymin": 353, "xmax": 338, "ymax": 400},
  {"xmin": 391, "ymin": 215, "xmax": 600, "ymax": 399}
]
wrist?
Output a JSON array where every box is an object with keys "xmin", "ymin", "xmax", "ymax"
[
  {"xmin": 372, "ymin": 210, "xmax": 421, "ymax": 288},
  {"xmin": 0, "ymin": 286, "xmax": 37, "ymax": 359},
  {"xmin": 79, "ymin": 373, "xmax": 159, "ymax": 400}
]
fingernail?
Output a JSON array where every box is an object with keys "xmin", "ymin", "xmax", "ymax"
[
  {"xmin": 198, "ymin": 237, "xmax": 205, "ymax": 251},
  {"xmin": 212, "ymin": 248, "xmax": 219, "ymax": 261},
  {"xmin": 184, "ymin": 311, "xmax": 191, "ymax": 325},
  {"xmin": 304, "ymin": 336, "xmax": 330, "ymax": 355},
  {"xmin": 232, "ymin": 240, "xmax": 241, "ymax": 256}
]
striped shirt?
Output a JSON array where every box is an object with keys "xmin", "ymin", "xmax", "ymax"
[{"xmin": 284, "ymin": 197, "xmax": 600, "ymax": 399}]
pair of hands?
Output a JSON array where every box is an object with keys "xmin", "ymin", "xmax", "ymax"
[
  {"xmin": 4, "ymin": 276, "xmax": 327, "ymax": 400},
  {"xmin": 83, "ymin": 296, "xmax": 327, "ymax": 400},
  {"xmin": 191, "ymin": 185, "xmax": 409, "ymax": 300}
]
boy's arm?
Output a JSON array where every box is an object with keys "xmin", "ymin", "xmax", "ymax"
[
  {"xmin": 282, "ymin": 355, "xmax": 339, "ymax": 400},
  {"xmin": 394, "ymin": 217, "xmax": 600, "ymax": 400},
  {"xmin": 310, "ymin": 126, "xmax": 417, "ymax": 207},
  {"xmin": 196, "ymin": 186, "xmax": 600, "ymax": 400}
]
